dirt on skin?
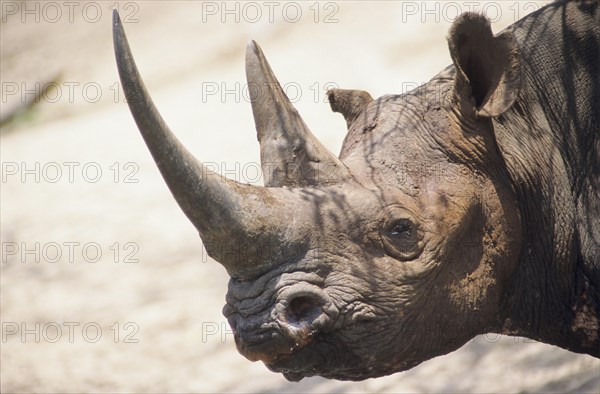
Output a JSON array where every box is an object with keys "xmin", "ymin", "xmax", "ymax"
[{"xmin": 1, "ymin": 2, "xmax": 599, "ymax": 393}]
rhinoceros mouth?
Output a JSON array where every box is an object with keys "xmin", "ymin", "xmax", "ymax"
[
  {"xmin": 234, "ymin": 320, "xmax": 316, "ymax": 364},
  {"xmin": 262, "ymin": 340, "xmax": 372, "ymax": 382},
  {"xmin": 264, "ymin": 341, "xmax": 425, "ymax": 382},
  {"xmin": 261, "ymin": 341, "xmax": 329, "ymax": 381}
]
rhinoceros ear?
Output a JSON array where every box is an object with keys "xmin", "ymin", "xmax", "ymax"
[
  {"xmin": 327, "ymin": 89, "xmax": 374, "ymax": 129},
  {"xmin": 447, "ymin": 13, "xmax": 521, "ymax": 118}
]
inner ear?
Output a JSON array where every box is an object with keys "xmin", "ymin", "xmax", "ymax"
[
  {"xmin": 448, "ymin": 13, "xmax": 521, "ymax": 117},
  {"xmin": 456, "ymin": 34, "xmax": 499, "ymax": 108}
]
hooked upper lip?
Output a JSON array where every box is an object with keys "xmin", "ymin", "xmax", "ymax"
[
  {"xmin": 232, "ymin": 316, "xmax": 322, "ymax": 363},
  {"xmin": 226, "ymin": 290, "xmax": 373, "ymax": 348},
  {"xmin": 225, "ymin": 282, "xmax": 339, "ymax": 364},
  {"xmin": 237, "ymin": 332, "xmax": 307, "ymax": 363}
]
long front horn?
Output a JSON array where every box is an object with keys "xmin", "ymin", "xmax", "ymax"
[
  {"xmin": 245, "ymin": 41, "xmax": 352, "ymax": 187},
  {"xmin": 112, "ymin": 11, "xmax": 302, "ymax": 279}
]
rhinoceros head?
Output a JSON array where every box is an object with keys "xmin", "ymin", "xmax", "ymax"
[{"xmin": 113, "ymin": 11, "xmax": 523, "ymax": 380}]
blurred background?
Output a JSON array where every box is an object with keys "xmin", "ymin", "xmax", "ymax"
[{"xmin": 1, "ymin": 1, "xmax": 599, "ymax": 392}]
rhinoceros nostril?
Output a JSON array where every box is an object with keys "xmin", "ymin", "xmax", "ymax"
[{"xmin": 287, "ymin": 295, "xmax": 321, "ymax": 323}]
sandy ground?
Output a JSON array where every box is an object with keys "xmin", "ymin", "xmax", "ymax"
[{"xmin": 1, "ymin": 1, "xmax": 599, "ymax": 393}]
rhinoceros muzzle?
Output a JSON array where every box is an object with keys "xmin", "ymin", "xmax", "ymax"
[{"xmin": 224, "ymin": 284, "xmax": 338, "ymax": 364}]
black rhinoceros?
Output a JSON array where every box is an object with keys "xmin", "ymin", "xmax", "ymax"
[{"xmin": 112, "ymin": 0, "xmax": 599, "ymax": 381}]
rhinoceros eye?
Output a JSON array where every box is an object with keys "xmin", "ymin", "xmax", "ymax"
[
  {"xmin": 381, "ymin": 217, "xmax": 422, "ymax": 260},
  {"xmin": 388, "ymin": 219, "xmax": 413, "ymax": 239}
]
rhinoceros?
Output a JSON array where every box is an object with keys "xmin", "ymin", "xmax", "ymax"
[{"xmin": 112, "ymin": 0, "xmax": 599, "ymax": 381}]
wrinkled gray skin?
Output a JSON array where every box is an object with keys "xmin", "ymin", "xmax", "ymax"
[{"xmin": 113, "ymin": 0, "xmax": 599, "ymax": 382}]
